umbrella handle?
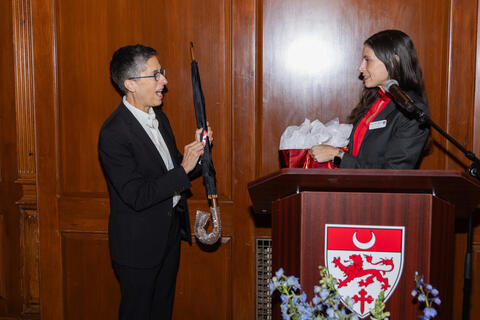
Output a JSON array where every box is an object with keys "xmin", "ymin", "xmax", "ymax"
[
  {"xmin": 194, "ymin": 205, "xmax": 221, "ymax": 245},
  {"xmin": 208, "ymin": 194, "xmax": 218, "ymax": 208}
]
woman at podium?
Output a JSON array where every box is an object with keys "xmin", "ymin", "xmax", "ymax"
[{"xmin": 310, "ymin": 30, "xmax": 430, "ymax": 169}]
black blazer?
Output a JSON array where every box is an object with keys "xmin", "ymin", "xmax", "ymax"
[
  {"xmin": 98, "ymin": 102, "xmax": 199, "ymax": 268},
  {"xmin": 341, "ymin": 92, "xmax": 430, "ymax": 169}
]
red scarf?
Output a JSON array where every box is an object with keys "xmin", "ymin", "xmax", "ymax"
[{"xmin": 351, "ymin": 89, "xmax": 391, "ymax": 156}]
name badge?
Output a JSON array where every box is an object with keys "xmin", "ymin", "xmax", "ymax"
[{"xmin": 369, "ymin": 120, "xmax": 387, "ymax": 130}]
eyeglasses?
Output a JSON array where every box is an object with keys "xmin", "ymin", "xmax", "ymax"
[{"xmin": 128, "ymin": 68, "xmax": 166, "ymax": 81}]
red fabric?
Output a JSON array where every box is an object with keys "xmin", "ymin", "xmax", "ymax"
[
  {"xmin": 352, "ymin": 90, "xmax": 391, "ymax": 156},
  {"xmin": 279, "ymin": 147, "xmax": 349, "ymax": 169},
  {"xmin": 280, "ymin": 149, "xmax": 328, "ymax": 168}
]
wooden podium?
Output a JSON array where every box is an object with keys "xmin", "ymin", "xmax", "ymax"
[{"xmin": 248, "ymin": 169, "xmax": 480, "ymax": 319}]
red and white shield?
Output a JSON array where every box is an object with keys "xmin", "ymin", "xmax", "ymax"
[{"xmin": 325, "ymin": 224, "xmax": 405, "ymax": 318}]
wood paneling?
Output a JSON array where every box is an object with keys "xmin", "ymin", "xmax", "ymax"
[
  {"xmin": 0, "ymin": 214, "xmax": 6, "ymax": 300},
  {"xmin": 32, "ymin": 0, "xmax": 63, "ymax": 315},
  {"xmin": 174, "ymin": 238, "xmax": 233, "ymax": 318},
  {"xmin": 62, "ymin": 232, "xmax": 120, "ymax": 320},
  {"xmin": 13, "ymin": 0, "xmax": 36, "ymax": 181},
  {"xmin": 476, "ymin": 1, "xmax": 480, "ymax": 156},
  {"xmin": 0, "ymin": 0, "xmax": 23, "ymax": 316},
  {"xmin": 19, "ymin": 209, "xmax": 39, "ymax": 314},
  {"xmin": 445, "ymin": 0, "xmax": 479, "ymax": 170}
]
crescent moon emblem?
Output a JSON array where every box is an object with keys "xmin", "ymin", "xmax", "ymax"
[{"xmin": 352, "ymin": 231, "xmax": 376, "ymax": 250}]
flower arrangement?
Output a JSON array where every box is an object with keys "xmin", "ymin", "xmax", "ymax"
[
  {"xmin": 269, "ymin": 267, "xmax": 440, "ymax": 320},
  {"xmin": 411, "ymin": 272, "xmax": 441, "ymax": 319}
]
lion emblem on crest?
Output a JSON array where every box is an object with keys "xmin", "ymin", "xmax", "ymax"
[{"xmin": 332, "ymin": 254, "xmax": 394, "ymax": 290}]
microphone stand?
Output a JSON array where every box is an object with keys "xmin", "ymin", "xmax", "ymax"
[{"xmin": 403, "ymin": 104, "xmax": 479, "ymax": 320}]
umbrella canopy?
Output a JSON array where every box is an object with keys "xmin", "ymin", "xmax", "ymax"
[{"xmin": 190, "ymin": 44, "xmax": 217, "ymax": 197}]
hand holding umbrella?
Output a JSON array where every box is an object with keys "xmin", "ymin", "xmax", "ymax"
[{"xmin": 190, "ymin": 42, "xmax": 222, "ymax": 245}]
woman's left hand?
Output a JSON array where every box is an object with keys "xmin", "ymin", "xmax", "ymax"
[{"xmin": 309, "ymin": 144, "xmax": 339, "ymax": 163}]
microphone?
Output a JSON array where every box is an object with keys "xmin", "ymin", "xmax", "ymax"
[
  {"xmin": 384, "ymin": 79, "xmax": 416, "ymax": 113},
  {"xmin": 384, "ymin": 79, "xmax": 429, "ymax": 124}
]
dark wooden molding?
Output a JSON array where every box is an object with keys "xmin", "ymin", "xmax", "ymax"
[
  {"xmin": 12, "ymin": 0, "xmax": 36, "ymax": 181},
  {"xmin": 18, "ymin": 209, "xmax": 39, "ymax": 315},
  {"xmin": 12, "ymin": 1, "xmax": 40, "ymax": 318}
]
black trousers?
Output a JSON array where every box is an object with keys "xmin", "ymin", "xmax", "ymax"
[{"xmin": 113, "ymin": 211, "xmax": 181, "ymax": 320}]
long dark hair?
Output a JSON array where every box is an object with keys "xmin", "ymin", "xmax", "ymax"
[{"xmin": 348, "ymin": 30, "xmax": 428, "ymax": 123}]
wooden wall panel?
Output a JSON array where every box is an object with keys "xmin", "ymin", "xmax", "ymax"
[
  {"xmin": 173, "ymin": 238, "xmax": 232, "ymax": 319},
  {"xmin": 61, "ymin": 232, "xmax": 120, "ymax": 320},
  {"xmin": 13, "ymin": 0, "xmax": 36, "ymax": 181},
  {"xmin": 0, "ymin": 214, "xmax": 6, "ymax": 300},
  {"xmin": 12, "ymin": 1, "xmax": 40, "ymax": 317},
  {"xmin": 445, "ymin": 0, "xmax": 478, "ymax": 170},
  {"xmin": 476, "ymin": 0, "xmax": 480, "ymax": 157},
  {"xmin": 0, "ymin": 0, "xmax": 23, "ymax": 316},
  {"xmin": 18, "ymin": 209, "xmax": 39, "ymax": 315}
]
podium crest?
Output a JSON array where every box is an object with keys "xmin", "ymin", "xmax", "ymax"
[{"xmin": 325, "ymin": 224, "xmax": 405, "ymax": 318}]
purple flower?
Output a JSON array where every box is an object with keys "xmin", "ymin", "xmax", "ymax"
[
  {"xmin": 320, "ymin": 288, "xmax": 330, "ymax": 301},
  {"xmin": 300, "ymin": 292, "xmax": 307, "ymax": 303},
  {"xmin": 413, "ymin": 273, "xmax": 441, "ymax": 319},
  {"xmin": 424, "ymin": 307, "xmax": 438, "ymax": 318},
  {"xmin": 326, "ymin": 307, "xmax": 334, "ymax": 317},
  {"xmin": 269, "ymin": 281, "xmax": 275, "ymax": 294},
  {"xmin": 312, "ymin": 296, "xmax": 321, "ymax": 305},
  {"xmin": 286, "ymin": 275, "xmax": 300, "ymax": 289},
  {"xmin": 276, "ymin": 268, "xmax": 284, "ymax": 278}
]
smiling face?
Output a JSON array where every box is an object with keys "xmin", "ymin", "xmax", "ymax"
[
  {"xmin": 124, "ymin": 56, "xmax": 168, "ymax": 112},
  {"xmin": 358, "ymin": 45, "xmax": 389, "ymax": 90}
]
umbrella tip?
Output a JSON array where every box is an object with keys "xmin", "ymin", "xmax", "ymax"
[{"xmin": 189, "ymin": 42, "xmax": 196, "ymax": 62}]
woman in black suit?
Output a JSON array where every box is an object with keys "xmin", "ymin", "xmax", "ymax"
[
  {"xmin": 98, "ymin": 44, "xmax": 210, "ymax": 320},
  {"xmin": 310, "ymin": 30, "xmax": 430, "ymax": 169}
]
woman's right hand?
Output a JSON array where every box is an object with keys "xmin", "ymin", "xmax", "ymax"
[
  {"xmin": 181, "ymin": 141, "xmax": 204, "ymax": 173},
  {"xmin": 309, "ymin": 145, "xmax": 341, "ymax": 163}
]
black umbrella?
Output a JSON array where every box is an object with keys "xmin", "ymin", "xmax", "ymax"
[{"xmin": 190, "ymin": 42, "xmax": 221, "ymax": 245}]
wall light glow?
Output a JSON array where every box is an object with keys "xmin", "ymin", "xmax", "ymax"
[{"xmin": 284, "ymin": 35, "xmax": 343, "ymax": 77}]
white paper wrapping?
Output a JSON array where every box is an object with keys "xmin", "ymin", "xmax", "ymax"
[{"xmin": 279, "ymin": 118, "xmax": 352, "ymax": 150}]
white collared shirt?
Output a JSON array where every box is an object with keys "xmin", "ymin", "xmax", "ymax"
[{"xmin": 123, "ymin": 96, "xmax": 180, "ymax": 207}]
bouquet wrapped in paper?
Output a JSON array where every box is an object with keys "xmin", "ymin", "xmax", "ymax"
[{"xmin": 279, "ymin": 118, "xmax": 352, "ymax": 168}]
